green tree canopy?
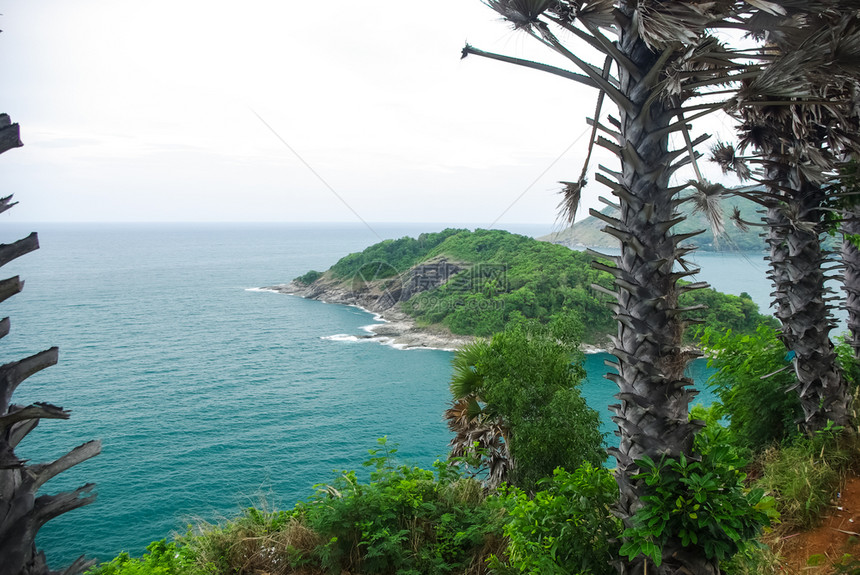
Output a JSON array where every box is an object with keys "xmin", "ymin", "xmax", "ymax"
[{"xmin": 446, "ymin": 315, "xmax": 605, "ymax": 492}]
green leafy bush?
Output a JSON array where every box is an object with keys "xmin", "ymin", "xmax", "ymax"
[
  {"xmin": 182, "ymin": 439, "xmax": 506, "ymax": 575},
  {"xmin": 497, "ymin": 464, "xmax": 620, "ymax": 575},
  {"xmin": 699, "ymin": 326, "xmax": 802, "ymax": 451},
  {"xmin": 294, "ymin": 269, "xmax": 323, "ymax": 285},
  {"xmin": 86, "ymin": 540, "xmax": 197, "ymax": 575},
  {"xmin": 835, "ymin": 334, "xmax": 860, "ymax": 388},
  {"xmin": 620, "ymin": 425, "xmax": 778, "ymax": 566},
  {"xmin": 446, "ymin": 318, "xmax": 605, "ymax": 492},
  {"xmin": 295, "ymin": 439, "xmax": 507, "ymax": 574}
]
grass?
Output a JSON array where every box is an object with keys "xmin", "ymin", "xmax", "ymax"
[{"xmin": 754, "ymin": 429, "xmax": 859, "ymax": 531}]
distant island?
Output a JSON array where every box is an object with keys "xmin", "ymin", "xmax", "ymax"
[
  {"xmin": 542, "ymin": 195, "xmax": 766, "ymax": 251},
  {"xmin": 264, "ymin": 229, "xmax": 775, "ymax": 350}
]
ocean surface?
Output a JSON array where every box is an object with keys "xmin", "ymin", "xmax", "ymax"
[{"xmin": 0, "ymin": 222, "xmax": 788, "ymax": 566}]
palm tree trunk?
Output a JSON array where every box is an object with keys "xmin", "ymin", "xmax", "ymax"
[
  {"xmin": 603, "ymin": 5, "xmax": 716, "ymax": 573},
  {"xmin": 766, "ymin": 174, "xmax": 852, "ymax": 431},
  {"xmin": 842, "ymin": 203, "xmax": 860, "ymax": 360},
  {"xmin": 0, "ymin": 116, "xmax": 101, "ymax": 575}
]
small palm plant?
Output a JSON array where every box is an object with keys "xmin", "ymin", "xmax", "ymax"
[
  {"xmin": 445, "ymin": 321, "xmax": 604, "ymax": 493},
  {"xmin": 444, "ymin": 340, "xmax": 513, "ymax": 489}
]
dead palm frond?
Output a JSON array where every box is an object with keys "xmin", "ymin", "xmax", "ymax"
[
  {"xmin": 730, "ymin": 205, "xmax": 755, "ymax": 232},
  {"xmin": 483, "ymin": 0, "xmax": 555, "ymax": 29},
  {"xmin": 557, "ymin": 180, "xmax": 585, "ymax": 223},
  {"xmin": 710, "ymin": 141, "xmax": 752, "ymax": 181},
  {"xmin": 634, "ymin": 0, "xmax": 714, "ymax": 47},
  {"xmin": 682, "ymin": 179, "xmax": 728, "ymax": 237}
]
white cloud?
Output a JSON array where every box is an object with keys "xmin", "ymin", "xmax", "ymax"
[{"xmin": 0, "ymin": 0, "xmax": 734, "ymax": 225}]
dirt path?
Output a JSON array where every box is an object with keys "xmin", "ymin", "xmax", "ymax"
[{"xmin": 769, "ymin": 474, "xmax": 860, "ymax": 572}]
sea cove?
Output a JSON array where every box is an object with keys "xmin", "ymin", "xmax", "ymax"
[{"xmin": 4, "ymin": 223, "xmax": 769, "ymax": 565}]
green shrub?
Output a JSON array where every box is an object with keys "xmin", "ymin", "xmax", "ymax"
[
  {"xmin": 446, "ymin": 318, "xmax": 605, "ymax": 492},
  {"xmin": 699, "ymin": 326, "xmax": 802, "ymax": 451},
  {"xmin": 620, "ymin": 425, "xmax": 778, "ymax": 566},
  {"xmin": 181, "ymin": 439, "xmax": 506, "ymax": 575},
  {"xmin": 294, "ymin": 269, "xmax": 323, "ymax": 285},
  {"xmin": 294, "ymin": 438, "xmax": 507, "ymax": 574},
  {"xmin": 496, "ymin": 464, "xmax": 620, "ymax": 575},
  {"xmin": 86, "ymin": 540, "xmax": 197, "ymax": 575},
  {"xmin": 835, "ymin": 335, "xmax": 860, "ymax": 389}
]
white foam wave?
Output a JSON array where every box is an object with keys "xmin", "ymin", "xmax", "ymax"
[{"xmin": 321, "ymin": 334, "xmax": 364, "ymax": 343}]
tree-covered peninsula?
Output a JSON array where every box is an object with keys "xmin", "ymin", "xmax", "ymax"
[{"xmin": 273, "ymin": 228, "xmax": 774, "ymax": 346}]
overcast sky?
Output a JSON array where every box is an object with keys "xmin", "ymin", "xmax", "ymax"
[{"xmin": 0, "ymin": 1, "xmax": 739, "ymax": 225}]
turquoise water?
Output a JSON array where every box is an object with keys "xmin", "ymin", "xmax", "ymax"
[{"xmin": 2, "ymin": 223, "xmax": 737, "ymax": 566}]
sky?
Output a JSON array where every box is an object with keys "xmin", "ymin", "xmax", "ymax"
[{"xmin": 0, "ymin": 1, "xmax": 741, "ymax": 225}]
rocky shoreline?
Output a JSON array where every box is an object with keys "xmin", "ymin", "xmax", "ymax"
[
  {"xmin": 262, "ymin": 279, "xmax": 608, "ymax": 353},
  {"xmin": 261, "ymin": 280, "xmax": 477, "ymax": 351}
]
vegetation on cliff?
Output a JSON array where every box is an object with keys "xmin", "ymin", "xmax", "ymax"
[{"xmin": 294, "ymin": 228, "xmax": 775, "ymax": 343}]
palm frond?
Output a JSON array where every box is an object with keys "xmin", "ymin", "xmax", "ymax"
[
  {"xmin": 730, "ymin": 206, "xmax": 751, "ymax": 232},
  {"xmin": 450, "ymin": 340, "xmax": 488, "ymax": 398},
  {"xmin": 685, "ymin": 179, "xmax": 728, "ymax": 237},
  {"xmin": 779, "ymin": 202, "xmax": 819, "ymax": 234},
  {"xmin": 634, "ymin": 0, "xmax": 712, "ymax": 48},
  {"xmin": 710, "ymin": 141, "xmax": 752, "ymax": 181},
  {"xmin": 557, "ymin": 180, "xmax": 584, "ymax": 223},
  {"xmin": 743, "ymin": 0, "xmax": 787, "ymax": 15},
  {"xmin": 560, "ymin": 0, "xmax": 617, "ymax": 29},
  {"xmin": 483, "ymin": 0, "xmax": 555, "ymax": 29},
  {"xmin": 450, "ymin": 364, "xmax": 482, "ymax": 399}
]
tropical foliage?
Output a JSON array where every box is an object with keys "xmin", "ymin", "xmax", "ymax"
[
  {"xmin": 464, "ymin": 1, "xmax": 860, "ymax": 571},
  {"xmin": 497, "ymin": 464, "xmax": 620, "ymax": 575},
  {"xmin": 445, "ymin": 317, "xmax": 605, "ymax": 492},
  {"xmin": 620, "ymin": 425, "xmax": 778, "ymax": 566},
  {"xmin": 710, "ymin": 7, "xmax": 860, "ymax": 432},
  {"xmin": 86, "ymin": 541, "xmax": 194, "ymax": 575},
  {"xmin": 298, "ymin": 228, "xmax": 775, "ymax": 343},
  {"xmin": 699, "ymin": 326, "xmax": 802, "ymax": 451}
]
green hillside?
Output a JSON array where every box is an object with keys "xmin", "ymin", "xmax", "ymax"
[{"xmin": 295, "ymin": 229, "xmax": 776, "ymax": 344}]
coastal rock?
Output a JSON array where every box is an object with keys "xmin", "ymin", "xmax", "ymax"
[{"xmin": 263, "ymin": 259, "xmax": 475, "ymax": 350}]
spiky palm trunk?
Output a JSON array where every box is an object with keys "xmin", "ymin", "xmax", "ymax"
[
  {"xmin": 766, "ymin": 175, "xmax": 852, "ymax": 431},
  {"xmin": 842, "ymin": 203, "xmax": 860, "ymax": 360},
  {"xmin": 0, "ymin": 115, "xmax": 101, "ymax": 574},
  {"xmin": 599, "ymin": 7, "xmax": 714, "ymax": 573}
]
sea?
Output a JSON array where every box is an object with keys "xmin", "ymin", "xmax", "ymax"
[{"xmin": 0, "ymin": 222, "xmax": 793, "ymax": 567}]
